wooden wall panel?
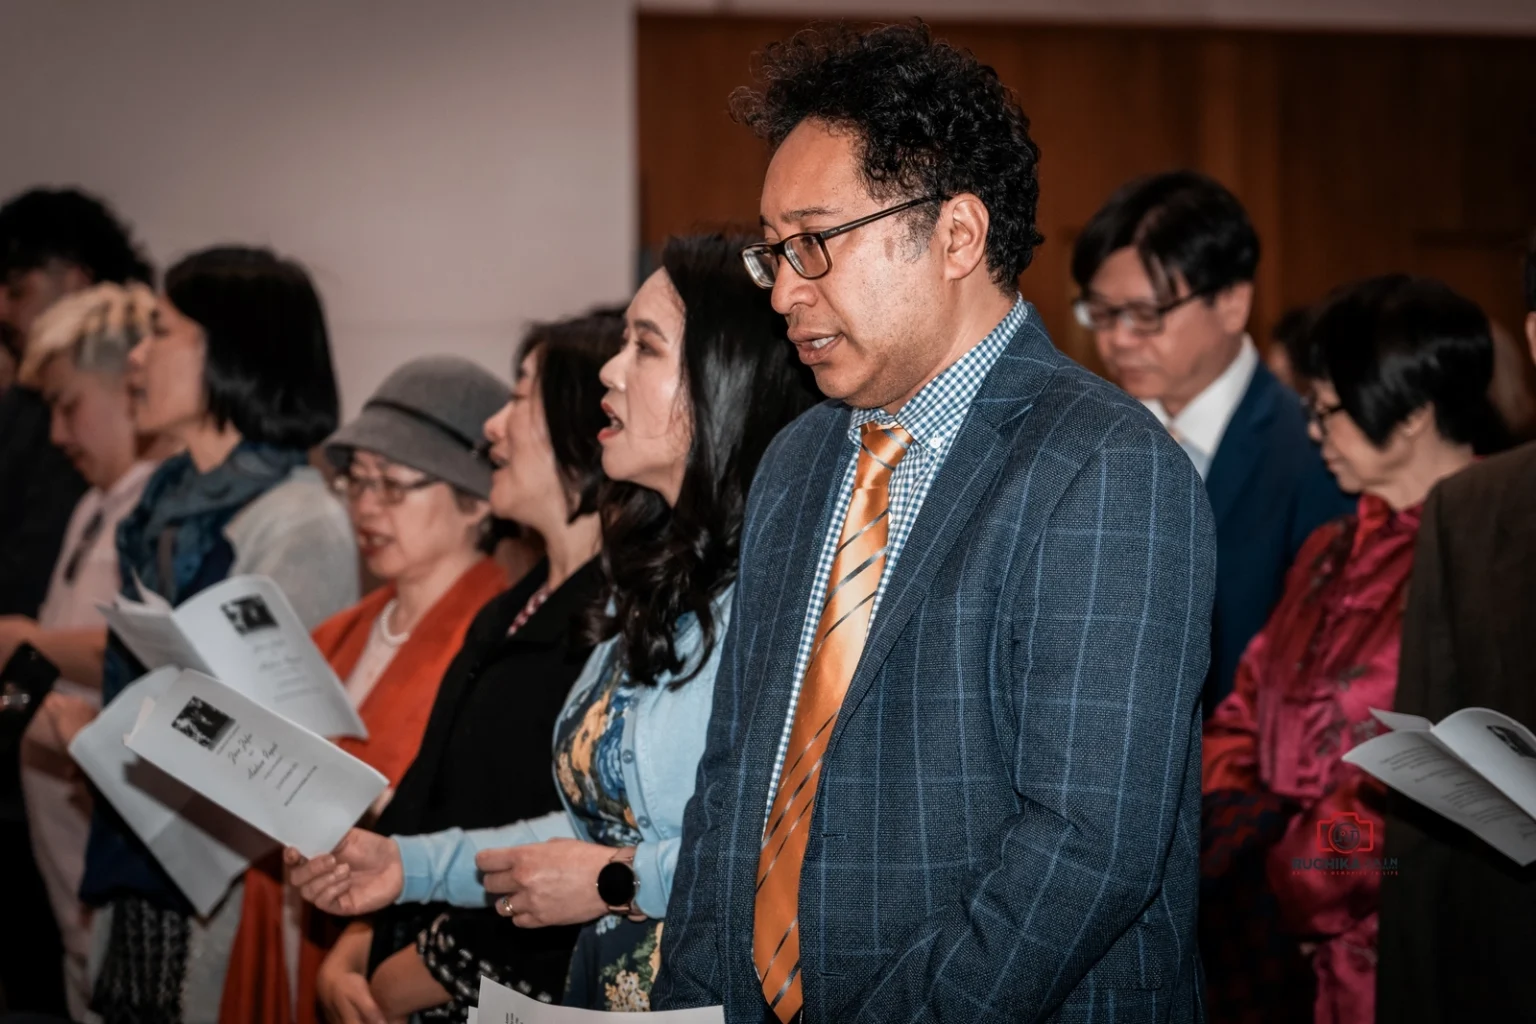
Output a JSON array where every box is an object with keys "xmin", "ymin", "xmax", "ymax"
[{"xmin": 637, "ymin": 15, "xmax": 1536, "ymax": 378}]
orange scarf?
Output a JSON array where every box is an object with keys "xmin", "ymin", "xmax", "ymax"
[{"xmin": 218, "ymin": 558, "xmax": 508, "ymax": 1024}]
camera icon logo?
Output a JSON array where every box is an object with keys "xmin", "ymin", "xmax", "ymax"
[{"xmin": 1317, "ymin": 812, "xmax": 1375, "ymax": 855}]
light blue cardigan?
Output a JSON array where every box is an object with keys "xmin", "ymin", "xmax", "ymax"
[{"xmin": 393, "ymin": 587, "xmax": 732, "ymax": 919}]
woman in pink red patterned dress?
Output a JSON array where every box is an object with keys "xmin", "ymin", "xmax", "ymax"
[{"xmin": 1200, "ymin": 274, "xmax": 1509, "ymax": 1024}]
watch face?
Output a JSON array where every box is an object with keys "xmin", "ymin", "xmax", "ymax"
[{"xmin": 597, "ymin": 861, "xmax": 636, "ymax": 907}]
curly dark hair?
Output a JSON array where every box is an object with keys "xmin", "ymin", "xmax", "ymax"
[
  {"xmin": 591, "ymin": 234, "xmax": 819, "ymax": 687},
  {"xmin": 0, "ymin": 188, "xmax": 153, "ymax": 285},
  {"xmin": 731, "ymin": 21, "xmax": 1044, "ymax": 290}
]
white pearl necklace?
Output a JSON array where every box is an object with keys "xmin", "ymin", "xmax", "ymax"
[{"xmin": 378, "ymin": 598, "xmax": 412, "ymax": 646}]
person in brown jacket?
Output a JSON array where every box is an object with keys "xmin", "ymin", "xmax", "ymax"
[{"xmin": 1376, "ymin": 232, "xmax": 1536, "ymax": 1023}]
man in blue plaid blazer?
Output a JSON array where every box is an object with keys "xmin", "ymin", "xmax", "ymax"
[{"xmin": 654, "ymin": 23, "xmax": 1215, "ymax": 1024}]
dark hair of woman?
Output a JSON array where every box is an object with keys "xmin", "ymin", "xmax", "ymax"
[
  {"xmin": 1288, "ymin": 273, "xmax": 1509, "ymax": 454},
  {"xmin": 518, "ymin": 309, "xmax": 625, "ymax": 519},
  {"xmin": 165, "ymin": 245, "xmax": 340, "ymax": 449},
  {"xmin": 592, "ymin": 234, "xmax": 819, "ymax": 687}
]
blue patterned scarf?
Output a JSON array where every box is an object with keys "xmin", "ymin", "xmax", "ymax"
[{"xmin": 106, "ymin": 442, "xmax": 308, "ymax": 702}]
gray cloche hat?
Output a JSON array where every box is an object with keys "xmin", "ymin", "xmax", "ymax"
[{"xmin": 323, "ymin": 355, "xmax": 510, "ymax": 499}]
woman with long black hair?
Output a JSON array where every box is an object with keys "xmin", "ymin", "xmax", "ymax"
[{"xmin": 289, "ymin": 234, "xmax": 819, "ymax": 1016}]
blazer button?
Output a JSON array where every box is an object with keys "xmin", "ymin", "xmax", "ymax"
[
  {"xmin": 637, "ymin": 816, "xmax": 651, "ymax": 829},
  {"xmin": 622, "ymin": 750, "xmax": 634, "ymax": 764}
]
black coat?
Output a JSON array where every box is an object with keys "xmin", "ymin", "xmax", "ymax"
[
  {"xmin": 367, "ymin": 557, "xmax": 604, "ymax": 995},
  {"xmin": 1378, "ymin": 442, "xmax": 1536, "ymax": 1023}
]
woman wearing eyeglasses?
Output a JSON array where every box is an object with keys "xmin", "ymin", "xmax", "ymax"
[
  {"xmin": 291, "ymin": 312, "xmax": 623, "ymax": 1024},
  {"xmin": 1200, "ymin": 275, "xmax": 1508, "ymax": 1024},
  {"xmin": 287, "ymin": 234, "xmax": 820, "ymax": 1016},
  {"xmin": 218, "ymin": 354, "xmax": 512, "ymax": 1024}
]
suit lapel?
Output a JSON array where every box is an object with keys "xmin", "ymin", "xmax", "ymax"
[
  {"xmin": 829, "ymin": 316, "xmax": 1059, "ymax": 741},
  {"xmin": 1205, "ymin": 363, "xmax": 1278, "ymax": 531}
]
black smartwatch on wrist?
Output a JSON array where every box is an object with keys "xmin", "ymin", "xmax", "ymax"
[{"xmin": 596, "ymin": 847, "xmax": 640, "ymax": 915}]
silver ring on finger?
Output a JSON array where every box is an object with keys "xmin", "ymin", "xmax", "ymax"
[{"xmin": 497, "ymin": 894, "xmax": 515, "ymax": 916}]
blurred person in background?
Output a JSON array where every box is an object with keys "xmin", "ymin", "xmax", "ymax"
[
  {"xmin": 1, "ymin": 283, "xmax": 172, "ymax": 1021},
  {"xmin": 289, "ymin": 235, "xmax": 818, "ymax": 1017},
  {"xmin": 1485, "ymin": 316, "xmax": 1536, "ymax": 443},
  {"xmin": 218, "ymin": 355, "xmax": 511, "ymax": 1024},
  {"xmin": 1375, "ymin": 233, "xmax": 1536, "ymax": 1024},
  {"xmin": 0, "ymin": 187, "xmax": 153, "ymax": 1017},
  {"xmin": 0, "ymin": 188, "xmax": 152, "ymax": 617},
  {"xmin": 1074, "ymin": 171, "xmax": 1353, "ymax": 716},
  {"xmin": 300, "ymin": 312, "xmax": 620, "ymax": 1024},
  {"xmin": 81, "ymin": 246, "xmax": 357, "ymax": 1024},
  {"xmin": 1201, "ymin": 274, "xmax": 1506, "ymax": 1024},
  {"xmin": 1266, "ymin": 305, "xmax": 1313, "ymax": 393}
]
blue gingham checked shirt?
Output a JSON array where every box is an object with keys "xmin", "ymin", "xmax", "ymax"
[{"xmin": 763, "ymin": 296, "xmax": 1028, "ymax": 817}]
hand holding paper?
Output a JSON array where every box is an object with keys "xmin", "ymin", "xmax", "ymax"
[{"xmin": 285, "ymin": 827, "xmax": 405, "ymax": 916}]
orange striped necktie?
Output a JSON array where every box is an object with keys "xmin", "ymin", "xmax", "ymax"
[{"xmin": 753, "ymin": 420, "xmax": 914, "ymax": 1022}]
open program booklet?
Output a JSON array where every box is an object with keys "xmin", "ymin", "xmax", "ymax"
[
  {"xmin": 124, "ymin": 669, "xmax": 387, "ymax": 857},
  {"xmin": 476, "ymin": 977, "xmax": 723, "ymax": 1023},
  {"xmin": 1344, "ymin": 706, "xmax": 1536, "ymax": 865},
  {"xmin": 70, "ymin": 666, "xmax": 272, "ymax": 916},
  {"xmin": 98, "ymin": 573, "xmax": 366, "ymax": 739}
]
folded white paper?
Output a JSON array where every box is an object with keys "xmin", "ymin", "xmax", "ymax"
[
  {"xmin": 476, "ymin": 977, "xmax": 723, "ymax": 1023},
  {"xmin": 124, "ymin": 670, "xmax": 388, "ymax": 856},
  {"xmin": 69, "ymin": 667, "xmax": 274, "ymax": 916},
  {"xmin": 1344, "ymin": 706, "xmax": 1536, "ymax": 865},
  {"xmin": 100, "ymin": 574, "xmax": 365, "ymax": 739}
]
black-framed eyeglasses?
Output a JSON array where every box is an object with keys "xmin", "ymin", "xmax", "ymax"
[
  {"xmin": 1303, "ymin": 396, "xmax": 1346, "ymax": 436},
  {"xmin": 331, "ymin": 472, "xmax": 438, "ymax": 506},
  {"xmin": 741, "ymin": 195, "xmax": 947, "ymax": 289},
  {"xmin": 1072, "ymin": 290, "xmax": 1212, "ymax": 336}
]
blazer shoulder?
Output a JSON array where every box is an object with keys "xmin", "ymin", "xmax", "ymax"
[
  {"xmin": 754, "ymin": 399, "xmax": 847, "ymax": 480},
  {"xmin": 1434, "ymin": 441, "xmax": 1536, "ymax": 512},
  {"xmin": 1017, "ymin": 356, "xmax": 1192, "ymax": 472}
]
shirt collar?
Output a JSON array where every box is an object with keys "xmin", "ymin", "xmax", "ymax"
[
  {"xmin": 1142, "ymin": 335, "xmax": 1259, "ymax": 462},
  {"xmin": 849, "ymin": 295, "xmax": 1027, "ymax": 447}
]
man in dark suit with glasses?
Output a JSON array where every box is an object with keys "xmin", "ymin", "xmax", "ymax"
[{"xmin": 1072, "ymin": 172, "xmax": 1352, "ymax": 715}]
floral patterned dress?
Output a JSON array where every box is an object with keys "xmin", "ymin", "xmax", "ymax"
[{"xmin": 553, "ymin": 652, "xmax": 665, "ymax": 1011}]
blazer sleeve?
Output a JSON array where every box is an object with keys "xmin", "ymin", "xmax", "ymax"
[{"xmin": 848, "ymin": 433, "xmax": 1215, "ymax": 1021}]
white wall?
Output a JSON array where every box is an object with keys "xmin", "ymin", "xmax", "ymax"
[
  {"xmin": 643, "ymin": 0, "xmax": 1536, "ymax": 35},
  {"xmin": 0, "ymin": 0, "xmax": 635, "ymax": 416}
]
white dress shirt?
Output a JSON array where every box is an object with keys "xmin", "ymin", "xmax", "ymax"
[{"xmin": 1141, "ymin": 336, "xmax": 1259, "ymax": 480}]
